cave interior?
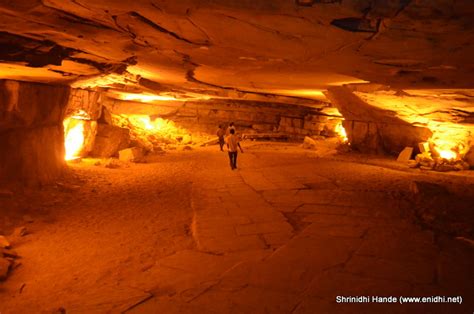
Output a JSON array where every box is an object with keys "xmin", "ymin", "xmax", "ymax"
[{"xmin": 0, "ymin": 0, "xmax": 473, "ymax": 313}]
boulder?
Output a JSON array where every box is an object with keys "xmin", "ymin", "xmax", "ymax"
[
  {"xmin": 119, "ymin": 147, "xmax": 145, "ymax": 162},
  {"xmin": 302, "ymin": 136, "xmax": 317, "ymax": 149},
  {"xmin": 397, "ymin": 147, "xmax": 413, "ymax": 162},
  {"xmin": 90, "ymin": 124, "xmax": 130, "ymax": 158}
]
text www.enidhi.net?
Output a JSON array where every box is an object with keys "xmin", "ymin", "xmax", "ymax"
[{"xmin": 399, "ymin": 296, "xmax": 462, "ymax": 304}]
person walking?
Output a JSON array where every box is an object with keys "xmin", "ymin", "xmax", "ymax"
[
  {"xmin": 216, "ymin": 125, "xmax": 226, "ymax": 151},
  {"xmin": 226, "ymin": 122, "xmax": 236, "ymax": 136},
  {"xmin": 225, "ymin": 128, "xmax": 243, "ymax": 170}
]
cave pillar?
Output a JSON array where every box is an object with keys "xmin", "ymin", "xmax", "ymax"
[
  {"xmin": 324, "ymin": 86, "xmax": 432, "ymax": 154},
  {"xmin": 0, "ymin": 80, "xmax": 70, "ymax": 185}
]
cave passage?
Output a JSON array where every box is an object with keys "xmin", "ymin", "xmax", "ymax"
[{"xmin": 1, "ymin": 0, "xmax": 474, "ymax": 313}]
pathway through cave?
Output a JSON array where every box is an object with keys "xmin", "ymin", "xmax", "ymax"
[{"xmin": 0, "ymin": 143, "xmax": 473, "ymax": 313}]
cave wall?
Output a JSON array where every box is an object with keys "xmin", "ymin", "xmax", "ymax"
[
  {"xmin": 325, "ymin": 86, "xmax": 433, "ymax": 154},
  {"xmin": 103, "ymin": 97, "xmax": 343, "ymax": 139},
  {"xmin": 0, "ymin": 80, "xmax": 70, "ymax": 184}
]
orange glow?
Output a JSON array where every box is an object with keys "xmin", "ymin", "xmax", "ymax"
[
  {"xmin": 428, "ymin": 122, "xmax": 470, "ymax": 160},
  {"xmin": 128, "ymin": 115, "xmax": 169, "ymax": 132},
  {"xmin": 63, "ymin": 110, "xmax": 91, "ymax": 161},
  {"xmin": 121, "ymin": 93, "xmax": 178, "ymax": 102},
  {"xmin": 438, "ymin": 149, "xmax": 457, "ymax": 160},
  {"xmin": 335, "ymin": 122, "xmax": 348, "ymax": 143},
  {"xmin": 354, "ymin": 90, "xmax": 473, "ymax": 161},
  {"xmin": 64, "ymin": 118, "xmax": 85, "ymax": 161}
]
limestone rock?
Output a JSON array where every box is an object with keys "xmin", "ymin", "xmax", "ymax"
[
  {"xmin": 325, "ymin": 87, "xmax": 432, "ymax": 154},
  {"xmin": 397, "ymin": 147, "xmax": 413, "ymax": 162},
  {"xmin": 0, "ymin": 80, "xmax": 69, "ymax": 129},
  {"xmin": 119, "ymin": 147, "xmax": 145, "ymax": 162},
  {"xmin": 65, "ymin": 88, "xmax": 102, "ymax": 120},
  {"xmin": 0, "ymin": 126, "xmax": 66, "ymax": 184},
  {"xmin": 302, "ymin": 136, "xmax": 317, "ymax": 149},
  {"xmin": 418, "ymin": 142, "xmax": 430, "ymax": 154},
  {"xmin": 91, "ymin": 124, "xmax": 130, "ymax": 158}
]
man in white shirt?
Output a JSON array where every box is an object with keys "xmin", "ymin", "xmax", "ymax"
[{"xmin": 225, "ymin": 128, "xmax": 243, "ymax": 170}]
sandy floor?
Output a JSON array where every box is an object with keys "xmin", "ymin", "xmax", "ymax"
[{"xmin": 0, "ymin": 143, "xmax": 473, "ymax": 313}]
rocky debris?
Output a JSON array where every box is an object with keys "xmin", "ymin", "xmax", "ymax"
[
  {"xmin": 90, "ymin": 124, "xmax": 130, "ymax": 158},
  {"xmin": 302, "ymin": 136, "xmax": 317, "ymax": 149},
  {"xmin": 410, "ymin": 152, "xmax": 470, "ymax": 172},
  {"xmin": 104, "ymin": 159, "xmax": 128, "ymax": 169},
  {"xmin": 119, "ymin": 147, "xmax": 145, "ymax": 162},
  {"xmin": 396, "ymin": 147, "xmax": 413, "ymax": 162}
]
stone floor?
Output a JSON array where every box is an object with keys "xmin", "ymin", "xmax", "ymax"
[{"xmin": 0, "ymin": 143, "xmax": 473, "ymax": 313}]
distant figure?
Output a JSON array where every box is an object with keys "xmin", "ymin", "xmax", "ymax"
[
  {"xmin": 225, "ymin": 128, "xmax": 243, "ymax": 170},
  {"xmin": 216, "ymin": 125, "xmax": 226, "ymax": 151},
  {"xmin": 226, "ymin": 122, "xmax": 236, "ymax": 136}
]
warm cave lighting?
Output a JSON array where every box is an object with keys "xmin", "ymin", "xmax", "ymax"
[
  {"xmin": 129, "ymin": 115, "xmax": 167, "ymax": 132},
  {"xmin": 63, "ymin": 110, "xmax": 90, "ymax": 161},
  {"xmin": 438, "ymin": 149, "xmax": 457, "ymax": 160},
  {"xmin": 335, "ymin": 122, "xmax": 348, "ymax": 143},
  {"xmin": 429, "ymin": 124, "xmax": 470, "ymax": 161},
  {"xmin": 121, "ymin": 93, "xmax": 177, "ymax": 102}
]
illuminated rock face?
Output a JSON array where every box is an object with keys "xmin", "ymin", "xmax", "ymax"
[
  {"xmin": 0, "ymin": 1, "xmax": 473, "ymax": 179},
  {"xmin": 103, "ymin": 97, "xmax": 342, "ymax": 138},
  {"xmin": 325, "ymin": 86, "xmax": 433, "ymax": 154},
  {"xmin": 0, "ymin": 80, "xmax": 69, "ymax": 184}
]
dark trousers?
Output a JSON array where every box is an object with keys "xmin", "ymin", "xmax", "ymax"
[
  {"xmin": 228, "ymin": 151, "xmax": 238, "ymax": 169},
  {"xmin": 218, "ymin": 137, "xmax": 224, "ymax": 151}
]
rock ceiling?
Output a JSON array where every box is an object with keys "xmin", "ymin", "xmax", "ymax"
[{"xmin": 1, "ymin": 0, "xmax": 474, "ymax": 104}]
